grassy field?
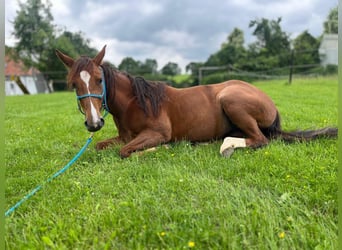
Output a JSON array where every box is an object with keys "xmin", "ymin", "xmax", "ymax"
[{"xmin": 5, "ymin": 77, "xmax": 337, "ymax": 249}]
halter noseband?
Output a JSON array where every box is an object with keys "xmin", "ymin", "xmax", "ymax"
[{"xmin": 76, "ymin": 67, "xmax": 109, "ymax": 116}]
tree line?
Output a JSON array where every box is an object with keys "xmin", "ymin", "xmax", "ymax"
[
  {"xmin": 8, "ymin": 0, "xmax": 337, "ymax": 88},
  {"xmin": 187, "ymin": 7, "xmax": 337, "ymax": 84}
]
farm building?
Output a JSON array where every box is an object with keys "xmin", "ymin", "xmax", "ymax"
[
  {"xmin": 5, "ymin": 55, "xmax": 51, "ymax": 96},
  {"xmin": 319, "ymin": 34, "xmax": 338, "ymax": 66}
]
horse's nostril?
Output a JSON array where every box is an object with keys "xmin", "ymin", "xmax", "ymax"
[
  {"xmin": 100, "ymin": 118, "xmax": 105, "ymax": 127},
  {"xmin": 84, "ymin": 118, "xmax": 105, "ymax": 132}
]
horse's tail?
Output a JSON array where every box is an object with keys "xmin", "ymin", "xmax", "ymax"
[
  {"xmin": 276, "ymin": 127, "xmax": 338, "ymax": 142},
  {"xmin": 262, "ymin": 112, "xmax": 338, "ymax": 142}
]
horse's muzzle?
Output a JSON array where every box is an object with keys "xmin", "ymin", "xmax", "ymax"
[{"xmin": 84, "ymin": 118, "xmax": 105, "ymax": 132}]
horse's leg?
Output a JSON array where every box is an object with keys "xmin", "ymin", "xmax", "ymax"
[
  {"xmin": 220, "ymin": 99, "xmax": 271, "ymax": 157},
  {"xmin": 119, "ymin": 130, "xmax": 170, "ymax": 158},
  {"xmin": 219, "ymin": 119, "xmax": 268, "ymax": 157},
  {"xmin": 96, "ymin": 136, "xmax": 123, "ymax": 150}
]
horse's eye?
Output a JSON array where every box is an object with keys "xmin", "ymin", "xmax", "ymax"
[{"xmin": 98, "ymin": 79, "xmax": 102, "ymax": 84}]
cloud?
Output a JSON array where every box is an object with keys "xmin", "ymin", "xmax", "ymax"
[
  {"xmin": 5, "ymin": 0, "xmax": 338, "ymax": 72},
  {"xmin": 154, "ymin": 29, "xmax": 197, "ymax": 49}
]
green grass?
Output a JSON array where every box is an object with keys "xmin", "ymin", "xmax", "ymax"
[
  {"xmin": 170, "ymin": 74, "xmax": 192, "ymax": 84},
  {"xmin": 5, "ymin": 77, "xmax": 337, "ymax": 249}
]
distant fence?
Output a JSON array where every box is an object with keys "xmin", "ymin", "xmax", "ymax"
[
  {"xmin": 197, "ymin": 63, "xmax": 332, "ymax": 84},
  {"xmin": 198, "ymin": 47, "xmax": 338, "ymax": 84}
]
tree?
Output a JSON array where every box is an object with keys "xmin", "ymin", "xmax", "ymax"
[
  {"xmin": 205, "ymin": 28, "xmax": 246, "ymax": 68},
  {"xmin": 249, "ymin": 17, "xmax": 290, "ymax": 55},
  {"xmin": 292, "ymin": 31, "xmax": 320, "ymax": 68},
  {"xmin": 323, "ymin": 6, "xmax": 338, "ymax": 34},
  {"xmin": 118, "ymin": 57, "xmax": 140, "ymax": 74},
  {"xmin": 218, "ymin": 28, "xmax": 246, "ymax": 67},
  {"xmin": 140, "ymin": 59, "xmax": 158, "ymax": 75},
  {"xmin": 161, "ymin": 62, "xmax": 181, "ymax": 76},
  {"xmin": 224, "ymin": 28, "xmax": 244, "ymax": 48},
  {"xmin": 186, "ymin": 62, "xmax": 203, "ymax": 76},
  {"xmin": 59, "ymin": 31, "xmax": 98, "ymax": 57},
  {"xmin": 12, "ymin": 0, "xmax": 100, "ymax": 83},
  {"xmin": 247, "ymin": 17, "xmax": 290, "ymax": 70},
  {"xmin": 185, "ymin": 62, "xmax": 204, "ymax": 85},
  {"xmin": 12, "ymin": 0, "xmax": 55, "ymax": 71},
  {"xmin": 41, "ymin": 30, "xmax": 99, "ymax": 81}
]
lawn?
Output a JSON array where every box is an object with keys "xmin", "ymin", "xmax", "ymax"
[{"xmin": 5, "ymin": 77, "xmax": 337, "ymax": 249}]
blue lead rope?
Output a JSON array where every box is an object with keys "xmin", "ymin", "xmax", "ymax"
[{"xmin": 5, "ymin": 133, "xmax": 95, "ymax": 217}]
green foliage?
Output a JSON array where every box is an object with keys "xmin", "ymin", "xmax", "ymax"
[
  {"xmin": 161, "ymin": 62, "xmax": 181, "ymax": 76},
  {"xmin": 13, "ymin": 0, "xmax": 55, "ymax": 70},
  {"xmin": 186, "ymin": 62, "xmax": 203, "ymax": 75},
  {"xmin": 226, "ymin": 28, "xmax": 245, "ymax": 47},
  {"xmin": 202, "ymin": 13, "xmax": 337, "ymax": 77},
  {"xmin": 323, "ymin": 64, "xmax": 338, "ymax": 75},
  {"xmin": 11, "ymin": 0, "xmax": 99, "ymax": 86},
  {"xmin": 201, "ymin": 72, "xmax": 228, "ymax": 85},
  {"xmin": 142, "ymin": 59, "xmax": 158, "ymax": 75},
  {"xmin": 245, "ymin": 17, "xmax": 290, "ymax": 70},
  {"xmin": 205, "ymin": 28, "xmax": 247, "ymax": 68},
  {"xmin": 292, "ymin": 31, "xmax": 320, "ymax": 71},
  {"xmin": 323, "ymin": 6, "xmax": 338, "ymax": 34},
  {"xmin": 5, "ymin": 77, "xmax": 337, "ymax": 249},
  {"xmin": 202, "ymin": 18, "xmax": 293, "ymax": 78},
  {"xmin": 118, "ymin": 57, "xmax": 140, "ymax": 73},
  {"xmin": 249, "ymin": 17, "xmax": 290, "ymax": 55},
  {"xmin": 118, "ymin": 57, "xmax": 159, "ymax": 76}
]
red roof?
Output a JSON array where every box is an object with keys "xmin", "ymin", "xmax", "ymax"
[{"xmin": 5, "ymin": 55, "xmax": 38, "ymax": 76}]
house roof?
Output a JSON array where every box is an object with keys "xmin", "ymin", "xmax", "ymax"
[{"xmin": 5, "ymin": 55, "xmax": 38, "ymax": 76}]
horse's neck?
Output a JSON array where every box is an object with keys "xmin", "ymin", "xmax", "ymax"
[{"xmin": 108, "ymin": 72, "xmax": 134, "ymax": 117}]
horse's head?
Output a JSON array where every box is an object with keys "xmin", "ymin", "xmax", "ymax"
[{"xmin": 56, "ymin": 46, "xmax": 107, "ymax": 132}]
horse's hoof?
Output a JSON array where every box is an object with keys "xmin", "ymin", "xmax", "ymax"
[
  {"xmin": 221, "ymin": 147, "xmax": 235, "ymax": 158},
  {"xmin": 119, "ymin": 150, "xmax": 131, "ymax": 158},
  {"xmin": 95, "ymin": 142, "xmax": 107, "ymax": 150}
]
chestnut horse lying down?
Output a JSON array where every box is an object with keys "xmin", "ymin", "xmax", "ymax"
[{"xmin": 56, "ymin": 46, "xmax": 337, "ymax": 158}]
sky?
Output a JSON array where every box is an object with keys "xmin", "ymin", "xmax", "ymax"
[{"xmin": 5, "ymin": 0, "xmax": 337, "ymax": 72}]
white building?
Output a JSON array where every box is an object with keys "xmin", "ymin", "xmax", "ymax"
[
  {"xmin": 319, "ymin": 34, "xmax": 338, "ymax": 66},
  {"xmin": 5, "ymin": 55, "xmax": 51, "ymax": 96}
]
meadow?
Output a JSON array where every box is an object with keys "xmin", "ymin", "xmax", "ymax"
[{"xmin": 5, "ymin": 77, "xmax": 337, "ymax": 249}]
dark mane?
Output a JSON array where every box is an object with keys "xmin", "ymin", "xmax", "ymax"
[
  {"xmin": 102, "ymin": 64, "xmax": 166, "ymax": 117},
  {"xmin": 131, "ymin": 76, "xmax": 166, "ymax": 117},
  {"xmin": 100, "ymin": 62, "xmax": 117, "ymax": 104}
]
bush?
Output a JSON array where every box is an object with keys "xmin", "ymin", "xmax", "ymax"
[
  {"xmin": 324, "ymin": 64, "xmax": 338, "ymax": 75},
  {"xmin": 201, "ymin": 73, "xmax": 228, "ymax": 85},
  {"xmin": 201, "ymin": 72, "xmax": 272, "ymax": 85}
]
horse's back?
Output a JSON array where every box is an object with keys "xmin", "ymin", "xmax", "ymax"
[{"xmin": 163, "ymin": 80, "xmax": 277, "ymax": 141}]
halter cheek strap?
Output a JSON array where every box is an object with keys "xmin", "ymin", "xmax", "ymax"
[{"xmin": 76, "ymin": 67, "xmax": 109, "ymax": 116}]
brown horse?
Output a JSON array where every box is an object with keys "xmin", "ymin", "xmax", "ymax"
[{"xmin": 56, "ymin": 46, "xmax": 337, "ymax": 158}]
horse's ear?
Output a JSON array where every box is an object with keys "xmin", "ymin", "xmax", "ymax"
[
  {"xmin": 55, "ymin": 49, "xmax": 75, "ymax": 69},
  {"xmin": 93, "ymin": 45, "xmax": 106, "ymax": 65}
]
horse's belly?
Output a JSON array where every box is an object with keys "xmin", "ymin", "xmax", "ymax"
[{"xmin": 171, "ymin": 114, "xmax": 231, "ymax": 142}]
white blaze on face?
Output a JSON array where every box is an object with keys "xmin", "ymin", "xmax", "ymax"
[{"xmin": 80, "ymin": 70, "xmax": 101, "ymax": 126}]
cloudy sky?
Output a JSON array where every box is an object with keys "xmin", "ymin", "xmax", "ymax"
[{"xmin": 5, "ymin": 0, "xmax": 337, "ymax": 72}]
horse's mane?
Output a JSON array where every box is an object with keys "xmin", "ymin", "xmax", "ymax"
[
  {"xmin": 101, "ymin": 63, "xmax": 166, "ymax": 117},
  {"xmin": 131, "ymin": 76, "xmax": 166, "ymax": 117}
]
